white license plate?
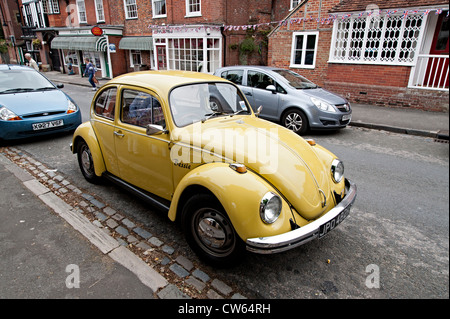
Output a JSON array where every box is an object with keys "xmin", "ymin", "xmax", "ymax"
[
  {"xmin": 32, "ymin": 119, "xmax": 64, "ymax": 131},
  {"xmin": 342, "ymin": 114, "xmax": 352, "ymax": 121}
]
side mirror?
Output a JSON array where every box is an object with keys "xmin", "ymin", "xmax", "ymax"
[
  {"xmin": 266, "ymin": 85, "xmax": 276, "ymax": 93},
  {"xmin": 146, "ymin": 124, "xmax": 166, "ymax": 135},
  {"xmin": 56, "ymin": 83, "xmax": 64, "ymax": 89},
  {"xmin": 255, "ymin": 105, "xmax": 263, "ymax": 117}
]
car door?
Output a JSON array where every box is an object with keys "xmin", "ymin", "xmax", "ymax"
[
  {"xmin": 246, "ymin": 70, "xmax": 280, "ymax": 120},
  {"xmin": 90, "ymin": 86, "xmax": 120, "ymax": 176},
  {"xmin": 113, "ymin": 86, "xmax": 173, "ymax": 200}
]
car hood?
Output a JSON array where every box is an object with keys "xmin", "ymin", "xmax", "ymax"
[
  {"xmin": 298, "ymin": 87, "xmax": 347, "ymax": 105},
  {"xmin": 171, "ymin": 116, "xmax": 333, "ymax": 220},
  {"xmin": 0, "ymin": 90, "xmax": 69, "ymax": 116}
]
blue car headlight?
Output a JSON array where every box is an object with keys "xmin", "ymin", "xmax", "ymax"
[
  {"xmin": 67, "ymin": 100, "xmax": 77, "ymax": 114},
  {"xmin": 0, "ymin": 106, "xmax": 21, "ymax": 121}
]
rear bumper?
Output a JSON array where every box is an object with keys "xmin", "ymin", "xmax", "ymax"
[{"xmin": 246, "ymin": 179, "xmax": 357, "ymax": 254}]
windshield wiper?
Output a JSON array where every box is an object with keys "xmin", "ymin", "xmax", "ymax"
[
  {"xmin": 0, "ymin": 88, "xmax": 36, "ymax": 94},
  {"xmin": 202, "ymin": 111, "xmax": 228, "ymax": 122},
  {"xmin": 34, "ymin": 87, "xmax": 56, "ymax": 91},
  {"xmin": 232, "ymin": 109, "xmax": 248, "ymax": 116}
]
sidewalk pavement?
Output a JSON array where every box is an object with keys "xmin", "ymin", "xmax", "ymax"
[{"xmin": 43, "ymin": 70, "xmax": 449, "ymax": 140}]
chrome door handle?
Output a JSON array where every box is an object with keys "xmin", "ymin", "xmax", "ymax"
[{"xmin": 114, "ymin": 131, "xmax": 124, "ymax": 137}]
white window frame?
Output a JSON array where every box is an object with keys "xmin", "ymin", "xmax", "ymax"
[
  {"xmin": 152, "ymin": 0, "xmax": 167, "ymax": 18},
  {"xmin": 329, "ymin": 10, "xmax": 428, "ymax": 66},
  {"xmin": 129, "ymin": 50, "xmax": 142, "ymax": 67},
  {"xmin": 42, "ymin": 0, "xmax": 60, "ymax": 14},
  {"xmin": 94, "ymin": 0, "xmax": 105, "ymax": 23},
  {"xmin": 124, "ymin": 0, "xmax": 138, "ymax": 19},
  {"xmin": 186, "ymin": 0, "xmax": 201, "ymax": 17},
  {"xmin": 290, "ymin": 0, "xmax": 300, "ymax": 11},
  {"xmin": 76, "ymin": 0, "xmax": 87, "ymax": 24},
  {"xmin": 290, "ymin": 31, "xmax": 319, "ymax": 69}
]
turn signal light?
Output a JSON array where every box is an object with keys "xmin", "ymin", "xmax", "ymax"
[
  {"xmin": 229, "ymin": 163, "xmax": 247, "ymax": 174},
  {"xmin": 8, "ymin": 116, "xmax": 22, "ymax": 121},
  {"xmin": 305, "ymin": 139, "xmax": 316, "ymax": 146}
]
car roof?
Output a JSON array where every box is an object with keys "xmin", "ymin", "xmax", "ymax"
[{"xmin": 108, "ymin": 70, "xmax": 228, "ymax": 95}]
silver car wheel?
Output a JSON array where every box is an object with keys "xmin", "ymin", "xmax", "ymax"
[
  {"xmin": 191, "ymin": 208, "xmax": 236, "ymax": 258},
  {"xmin": 285, "ymin": 112, "xmax": 303, "ymax": 132}
]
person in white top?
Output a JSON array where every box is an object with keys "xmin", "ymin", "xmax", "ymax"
[{"xmin": 25, "ymin": 53, "xmax": 39, "ymax": 71}]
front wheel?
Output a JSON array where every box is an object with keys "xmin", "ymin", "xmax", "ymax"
[
  {"xmin": 181, "ymin": 194, "xmax": 245, "ymax": 267},
  {"xmin": 282, "ymin": 109, "xmax": 308, "ymax": 134}
]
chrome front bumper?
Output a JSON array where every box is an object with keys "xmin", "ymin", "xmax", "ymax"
[{"xmin": 246, "ymin": 179, "xmax": 357, "ymax": 254}]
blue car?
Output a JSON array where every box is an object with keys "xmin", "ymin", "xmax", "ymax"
[{"xmin": 0, "ymin": 64, "xmax": 82, "ymax": 141}]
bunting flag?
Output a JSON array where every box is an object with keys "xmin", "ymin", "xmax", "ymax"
[{"xmin": 148, "ymin": 8, "xmax": 448, "ymax": 33}]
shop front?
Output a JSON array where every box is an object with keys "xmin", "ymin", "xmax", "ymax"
[{"xmin": 151, "ymin": 25, "xmax": 222, "ymax": 74}]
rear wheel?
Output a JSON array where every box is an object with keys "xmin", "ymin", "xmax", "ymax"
[
  {"xmin": 282, "ymin": 109, "xmax": 308, "ymax": 134},
  {"xmin": 77, "ymin": 140, "xmax": 101, "ymax": 184},
  {"xmin": 181, "ymin": 194, "xmax": 245, "ymax": 267}
]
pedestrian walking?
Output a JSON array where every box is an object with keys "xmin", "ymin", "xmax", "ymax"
[
  {"xmin": 25, "ymin": 53, "xmax": 39, "ymax": 71},
  {"xmin": 83, "ymin": 58, "xmax": 97, "ymax": 90}
]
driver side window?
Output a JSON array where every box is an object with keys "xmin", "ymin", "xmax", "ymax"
[
  {"xmin": 247, "ymin": 71, "xmax": 286, "ymax": 93},
  {"xmin": 122, "ymin": 89, "xmax": 165, "ymax": 128}
]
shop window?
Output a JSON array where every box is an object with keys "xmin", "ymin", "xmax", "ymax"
[{"xmin": 130, "ymin": 50, "xmax": 142, "ymax": 66}]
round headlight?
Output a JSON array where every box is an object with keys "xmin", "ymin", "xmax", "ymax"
[
  {"xmin": 260, "ymin": 192, "xmax": 282, "ymax": 224},
  {"xmin": 331, "ymin": 159, "xmax": 344, "ymax": 183}
]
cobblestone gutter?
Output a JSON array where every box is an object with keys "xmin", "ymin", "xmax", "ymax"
[{"xmin": 1, "ymin": 146, "xmax": 247, "ymax": 300}]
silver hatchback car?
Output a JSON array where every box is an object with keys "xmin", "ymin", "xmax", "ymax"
[{"xmin": 214, "ymin": 66, "xmax": 352, "ymax": 134}]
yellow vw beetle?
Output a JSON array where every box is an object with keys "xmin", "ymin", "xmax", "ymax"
[{"xmin": 71, "ymin": 71, "xmax": 356, "ymax": 266}]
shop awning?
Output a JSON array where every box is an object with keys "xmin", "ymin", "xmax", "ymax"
[
  {"xmin": 119, "ymin": 36, "xmax": 153, "ymax": 51},
  {"xmin": 51, "ymin": 36, "xmax": 108, "ymax": 51}
]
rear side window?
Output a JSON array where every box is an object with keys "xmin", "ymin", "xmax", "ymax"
[
  {"xmin": 94, "ymin": 87, "xmax": 117, "ymax": 120},
  {"xmin": 220, "ymin": 70, "xmax": 244, "ymax": 85}
]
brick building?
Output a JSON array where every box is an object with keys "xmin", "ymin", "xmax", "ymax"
[
  {"xmin": 2, "ymin": 0, "xmax": 295, "ymax": 78},
  {"xmin": 268, "ymin": 0, "xmax": 449, "ymax": 111}
]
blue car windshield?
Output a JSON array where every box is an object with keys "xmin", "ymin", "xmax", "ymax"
[
  {"xmin": 0, "ymin": 69, "xmax": 55, "ymax": 93},
  {"xmin": 273, "ymin": 69, "xmax": 318, "ymax": 89}
]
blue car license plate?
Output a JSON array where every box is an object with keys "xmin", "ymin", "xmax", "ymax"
[{"xmin": 32, "ymin": 119, "xmax": 64, "ymax": 131}]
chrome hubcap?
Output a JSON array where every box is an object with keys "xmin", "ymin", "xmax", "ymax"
[
  {"xmin": 193, "ymin": 209, "xmax": 235, "ymax": 257},
  {"xmin": 285, "ymin": 113, "xmax": 303, "ymax": 132},
  {"xmin": 81, "ymin": 147, "xmax": 93, "ymax": 175}
]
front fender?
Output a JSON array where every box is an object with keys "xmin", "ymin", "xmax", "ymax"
[
  {"xmin": 71, "ymin": 121, "xmax": 106, "ymax": 177},
  {"xmin": 168, "ymin": 163, "xmax": 307, "ymax": 241}
]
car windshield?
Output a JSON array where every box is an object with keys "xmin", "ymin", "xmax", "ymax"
[
  {"xmin": 0, "ymin": 69, "xmax": 56, "ymax": 94},
  {"xmin": 170, "ymin": 82, "xmax": 250, "ymax": 127},
  {"xmin": 272, "ymin": 69, "xmax": 318, "ymax": 89}
]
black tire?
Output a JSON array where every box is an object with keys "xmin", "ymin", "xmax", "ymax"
[
  {"xmin": 77, "ymin": 140, "xmax": 101, "ymax": 184},
  {"xmin": 281, "ymin": 109, "xmax": 308, "ymax": 134},
  {"xmin": 181, "ymin": 194, "xmax": 245, "ymax": 267}
]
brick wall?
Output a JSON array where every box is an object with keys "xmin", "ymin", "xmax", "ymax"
[{"xmin": 268, "ymin": 0, "xmax": 449, "ymax": 112}]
